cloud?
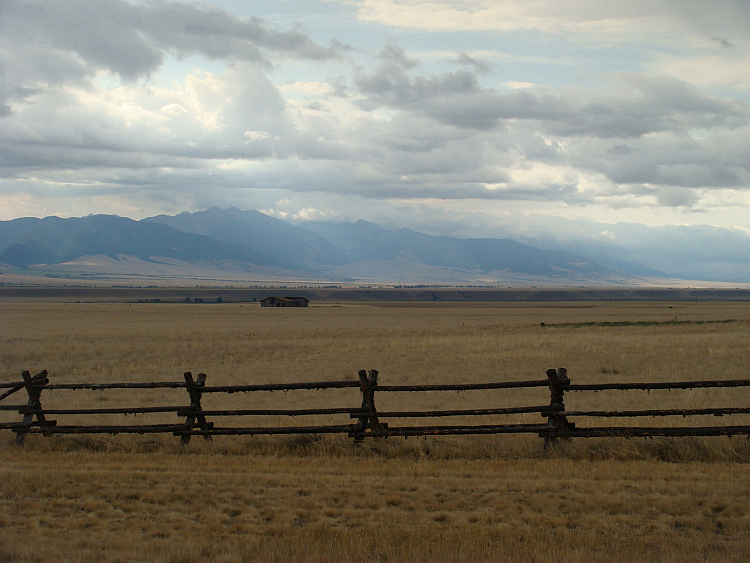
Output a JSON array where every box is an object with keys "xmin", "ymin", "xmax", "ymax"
[
  {"xmin": 570, "ymin": 125, "xmax": 750, "ymax": 193},
  {"xmin": 377, "ymin": 42, "xmax": 419, "ymax": 70},
  {"xmin": 711, "ymin": 36, "xmax": 734, "ymax": 48},
  {"xmin": 353, "ymin": 58, "xmax": 750, "ymax": 137},
  {"xmin": 0, "ymin": 63, "xmax": 289, "ymax": 174},
  {"xmin": 505, "ymin": 82, "xmax": 537, "ymax": 90},
  {"xmin": 452, "ymin": 52, "xmax": 493, "ymax": 75},
  {"xmin": 2, "ymin": 54, "xmax": 748, "ymax": 216},
  {"xmin": 353, "ymin": 52, "xmax": 567, "ymax": 128},
  {"xmin": 1, "ymin": 1, "xmax": 749, "ymax": 229},
  {"xmin": 350, "ymin": 0, "xmax": 750, "ymax": 43},
  {"xmin": 348, "ymin": 1, "xmax": 750, "ymax": 98},
  {"xmin": 0, "ymin": 0, "xmax": 343, "ymax": 84},
  {"xmin": 649, "ymin": 54, "xmax": 750, "ymax": 92}
]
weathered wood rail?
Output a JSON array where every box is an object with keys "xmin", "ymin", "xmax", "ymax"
[{"xmin": 2, "ymin": 368, "xmax": 750, "ymax": 447}]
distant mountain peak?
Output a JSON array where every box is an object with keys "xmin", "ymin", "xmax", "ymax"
[{"xmin": 0, "ymin": 208, "xmax": 666, "ymax": 284}]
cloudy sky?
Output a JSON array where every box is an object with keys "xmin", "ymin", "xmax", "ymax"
[{"xmin": 1, "ymin": 0, "xmax": 750, "ymax": 278}]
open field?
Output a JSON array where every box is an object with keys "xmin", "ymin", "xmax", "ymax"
[{"xmin": 2, "ymin": 299, "xmax": 750, "ymax": 561}]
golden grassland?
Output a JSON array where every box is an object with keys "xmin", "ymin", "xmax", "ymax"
[{"xmin": 2, "ymin": 300, "xmax": 750, "ymax": 562}]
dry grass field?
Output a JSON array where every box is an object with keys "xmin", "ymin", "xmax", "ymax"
[{"xmin": 2, "ymin": 299, "xmax": 750, "ymax": 562}]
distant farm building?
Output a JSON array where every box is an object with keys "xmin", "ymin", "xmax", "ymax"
[{"xmin": 260, "ymin": 296, "xmax": 310, "ymax": 307}]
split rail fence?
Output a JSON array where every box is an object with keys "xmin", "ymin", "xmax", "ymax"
[{"xmin": 2, "ymin": 368, "xmax": 750, "ymax": 447}]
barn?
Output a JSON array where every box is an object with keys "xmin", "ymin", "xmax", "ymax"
[{"xmin": 260, "ymin": 296, "xmax": 310, "ymax": 307}]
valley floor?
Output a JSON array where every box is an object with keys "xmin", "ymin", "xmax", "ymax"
[
  {"xmin": 2, "ymin": 299, "xmax": 750, "ymax": 561},
  {"xmin": 2, "ymin": 447, "xmax": 750, "ymax": 563}
]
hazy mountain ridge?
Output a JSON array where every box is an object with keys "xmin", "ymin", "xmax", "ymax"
[
  {"xmin": 0, "ymin": 208, "xmax": 664, "ymax": 284},
  {"xmin": 143, "ymin": 207, "xmax": 349, "ymax": 271},
  {"xmin": 0, "ymin": 214, "xmax": 284, "ymax": 268},
  {"xmin": 301, "ymin": 220, "xmax": 634, "ymax": 278}
]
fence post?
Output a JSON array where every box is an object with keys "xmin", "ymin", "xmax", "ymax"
[
  {"xmin": 14, "ymin": 370, "xmax": 54, "ymax": 446},
  {"xmin": 544, "ymin": 367, "xmax": 572, "ymax": 449},
  {"xmin": 0, "ymin": 370, "xmax": 48, "ymax": 403},
  {"xmin": 354, "ymin": 369, "xmax": 385, "ymax": 442},
  {"xmin": 180, "ymin": 372, "xmax": 213, "ymax": 445}
]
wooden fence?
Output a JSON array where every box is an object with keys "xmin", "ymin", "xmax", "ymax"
[{"xmin": 2, "ymin": 368, "xmax": 750, "ymax": 447}]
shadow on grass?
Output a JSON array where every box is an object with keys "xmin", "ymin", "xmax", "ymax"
[{"xmin": 7, "ymin": 432, "xmax": 750, "ymax": 462}]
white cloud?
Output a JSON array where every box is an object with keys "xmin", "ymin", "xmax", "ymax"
[
  {"xmin": 349, "ymin": 0, "xmax": 750, "ymax": 44},
  {"xmin": 244, "ymin": 130, "xmax": 273, "ymax": 142},
  {"xmin": 505, "ymin": 81, "xmax": 537, "ymax": 90},
  {"xmin": 2, "ymin": 57, "xmax": 748, "ymax": 220},
  {"xmin": 649, "ymin": 54, "xmax": 750, "ymax": 92},
  {"xmin": 281, "ymin": 82, "xmax": 335, "ymax": 95},
  {"xmin": 291, "ymin": 207, "xmax": 341, "ymax": 221}
]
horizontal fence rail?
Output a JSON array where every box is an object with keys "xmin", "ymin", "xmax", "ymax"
[
  {"xmin": 563, "ymin": 380, "xmax": 750, "ymax": 391},
  {"xmin": 199, "ymin": 381, "xmax": 362, "ymax": 393},
  {"xmin": 0, "ymin": 381, "xmax": 188, "ymax": 390},
  {"xmin": 373, "ymin": 380, "xmax": 551, "ymax": 392},
  {"xmin": 2, "ymin": 368, "xmax": 750, "ymax": 447}
]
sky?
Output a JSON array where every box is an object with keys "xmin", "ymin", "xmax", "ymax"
[{"xmin": 1, "ymin": 0, "xmax": 750, "ymax": 278}]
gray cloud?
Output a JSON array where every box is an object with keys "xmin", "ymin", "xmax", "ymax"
[
  {"xmin": 0, "ymin": 0, "xmax": 343, "ymax": 83},
  {"xmin": 452, "ymin": 52, "xmax": 493, "ymax": 75},
  {"xmin": 0, "ymin": 0, "xmax": 343, "ymax": 139},
  {"xmin": 3, "ymin": 59, "xmax": 748, "ymax": 212},
  {"xmin": 353, "ymin": 0, "xmax": 750, "ymax": 54},
  {"xmin": 354, "ymin": 58, "xmax": 572, "ymax": 130},
  {"xmin": 344, "ymin": 62, "xmax": 750, "ymax": 206},
  {"xmin": 569, "ymin": 128, "xmax": 750, "ymax": 192},
  {"xmin": 1, "ymin": 1, "xmax": 750, "ymax": 223},
  {"xmin": 711, "ymin": 36, "xmax": 734, "ymax": 48},
  {"xmin": 3, "ymin": 64, "xmax": 748, "ymax": 211},
  {"xmin": 0, "ymin": 61, "xmax": 289, "ymax": 172},
  {"xmin": 376, "ymin": 43, "xmax": 419, "ymax": 71},
  {"xmin": 353, "ymin": 60, "xmax": 750, "ymax": 136},
  {"xmin": 355, "ymin": 48, "xmax": 481, "ymax": 115}
]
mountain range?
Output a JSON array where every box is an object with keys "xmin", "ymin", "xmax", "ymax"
[{"xmin": 0, "ymin": 207, "xmax": 666, "ymax": 285}]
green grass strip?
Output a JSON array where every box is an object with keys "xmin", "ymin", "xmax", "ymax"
[{"xmin": 546, "ymin": 319, "xmax": 739, "ymax": 328}]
